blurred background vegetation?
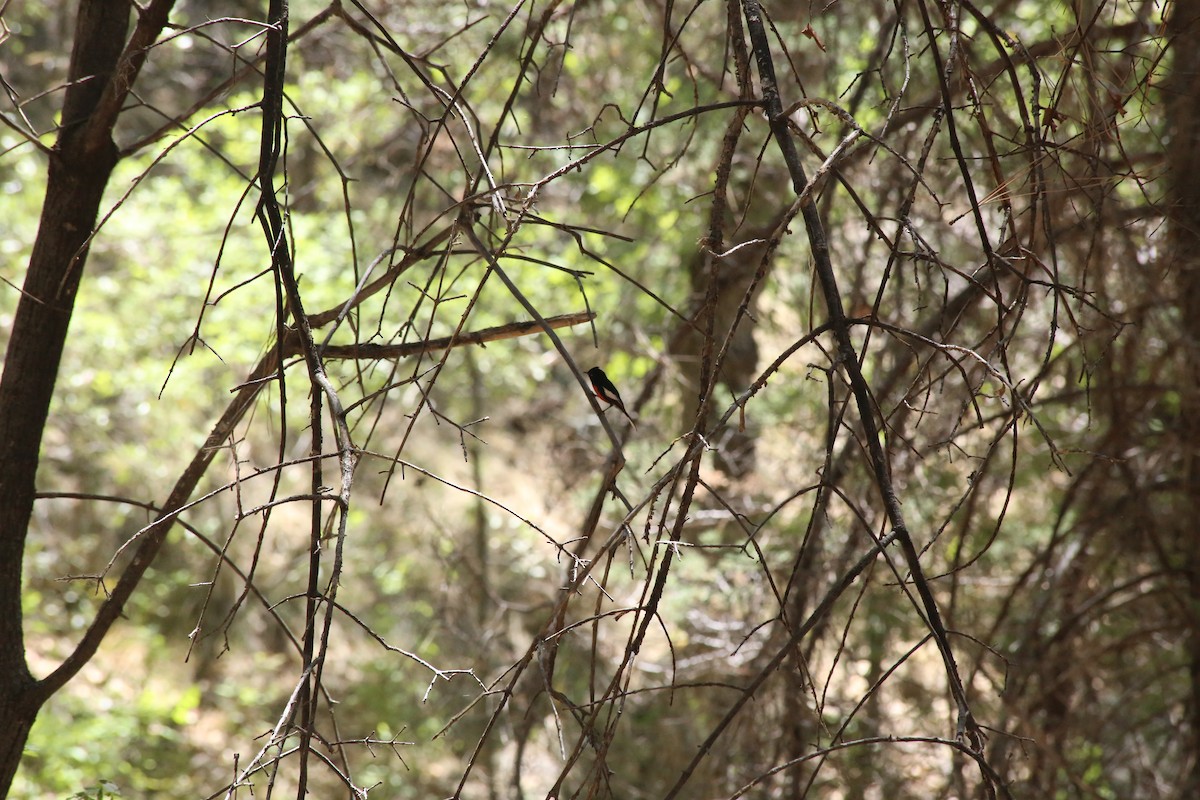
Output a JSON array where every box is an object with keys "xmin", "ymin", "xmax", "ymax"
[{"xmin": 1, "ymin": 0, "xmax": 1195, "ymax": 797}]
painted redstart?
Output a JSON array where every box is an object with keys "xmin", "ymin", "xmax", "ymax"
[{"xmin": 587, "ymin": 366, "xmax": 635, "ymax": 426}]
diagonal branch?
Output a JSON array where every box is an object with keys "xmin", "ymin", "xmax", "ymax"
[
  {"xmin": 35, "ymin": 307, "xmax": 591, "ymax": 701},
  {"xmin": 738, "ymin": 0, "xmax": 988, "ymax": 762},
  {"xmin": 79, "ymin": 0, "xmax": 174, "ymax": 156}
]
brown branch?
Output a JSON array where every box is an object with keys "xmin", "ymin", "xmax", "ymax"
[
  {"xmin": 738, "ymin": 0, "xmax": 991, "ymax": 775},
  {"xmin": 313, "ymin": 311, "xmax": 595, "ymax": 361},
  {"xmin": 663, "ymin": 531, "xmax": 901, "ymax": 799},
  {"xmin": 35, "ymin": 305, "xmax": 588, "ymax": 703},
  {"xmin": 80, "ymin": 0, "xmax": 174, "ymax": 156},
  {"xmin": 34, "ymin": 491, "xmax": 303, "ymax": 656},
  {"xmin": 8, "ymin": 3, "xmax": 178, "ymax": 719}
]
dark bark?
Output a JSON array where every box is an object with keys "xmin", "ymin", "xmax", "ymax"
[
  {"xmin": 1166, "ymin": 1, "xmax": 1200, "ymax": 794},
  {"xmin": 0, "ymin": 1, "xmax": 175, "ymax": 793}
]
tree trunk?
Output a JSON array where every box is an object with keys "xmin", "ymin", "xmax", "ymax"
[
  {"xmin": 0, "ymin": 2, "xmax": 133, "ymax": 793},
  {"xmin": 1166, "ymin": 0, "xmax": 1200, "ymax": 795}
]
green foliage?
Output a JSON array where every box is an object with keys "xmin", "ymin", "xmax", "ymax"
[
  {"xmin": 68, "ymin": 781, "xmax": 121, "ymax": 800},
  {"xmin": 16, "ymin": 652, "xmax": 200, "ymax": 797},
  {"xmin": 2, "ymin": 0, "xmax": 1192, "ymax": 797}
]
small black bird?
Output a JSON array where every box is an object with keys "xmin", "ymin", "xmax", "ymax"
[{"xmin": 587, "ymin": 366, "xmax": 635, "ymax": 426}]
